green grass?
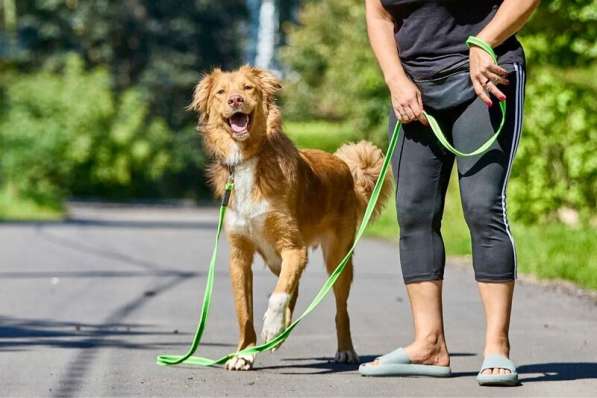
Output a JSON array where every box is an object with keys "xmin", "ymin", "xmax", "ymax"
[
  {"xmin": 285, "ymin": 120, "xmax": 362, "ymax": 153},
  {"xmin": 0, "ymin": 188, "xmax": 64, "ymax": 221},
  {"xmin": 287, "ymin": 119, "xmax": 597, "ymax": 290}
]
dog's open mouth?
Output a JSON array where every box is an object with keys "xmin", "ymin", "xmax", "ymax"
[{"xmin": 228, "ymin": 112, "xmax": 251, "ymax": 139}]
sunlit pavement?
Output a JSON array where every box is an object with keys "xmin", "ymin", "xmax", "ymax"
[{"xmin": 1, "ymin": 203, "xmax": 596, "ymax": 397}]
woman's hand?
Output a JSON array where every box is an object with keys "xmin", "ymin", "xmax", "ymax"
[
  {"xmin": 387, "ymin": 75, "xmax": 428, "ymax": 125},
  {"xmin": 469, "ymin": 46, "xmax": 509, "ymax": 107}
]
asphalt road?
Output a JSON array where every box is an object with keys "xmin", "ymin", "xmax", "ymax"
[{"xmin": 1, "ymin": 204, "xmax": 596, "ymax": 397}]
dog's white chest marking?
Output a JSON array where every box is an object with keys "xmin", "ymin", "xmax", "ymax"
[
  {"xmin": 225, "ymin": 158, "xmax": 281, "ymax": 272},
  {"xmin": 224, "ymin": 141, "xmax": 243, "ymax": 166}
]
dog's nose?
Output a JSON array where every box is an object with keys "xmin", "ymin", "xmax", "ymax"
[{"xmin": 227, "ymin": 95, "xmax": 244, "ymax": 107}]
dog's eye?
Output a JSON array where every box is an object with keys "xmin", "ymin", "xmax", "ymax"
[
  {"xmin": 243, "ymin": 85, "xmax": 253, "ymax": 91},
  {"xmin": 216, "ymin": 89, "xmax": 225, "ymax": 95}
]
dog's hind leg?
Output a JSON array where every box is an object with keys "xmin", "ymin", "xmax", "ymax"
[
  {"xmin": 322, "ymin": 231, "xmax": 359, "ymax": 364},
  {"xmin": 225, "ymin": 234, "xmax": 257, "ymax": 371}
]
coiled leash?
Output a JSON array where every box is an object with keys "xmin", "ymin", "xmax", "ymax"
[{"xmin": 156, "ymin": 36, "xmax": 503, "ymax": 368}]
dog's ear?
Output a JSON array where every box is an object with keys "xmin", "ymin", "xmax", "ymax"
[
  {"xmin": 188, "ymin": 68, "xmax": 221, "ymax": 121},
  {"xmin": 241, "ymin": 65, "xmax": 282, "ymax": 102}
]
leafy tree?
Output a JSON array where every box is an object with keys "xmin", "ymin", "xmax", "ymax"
[
  {"xmin": 280, "ymin": 0, "xmax": 387, "ymax": 137},
  {"xmin": 7, "ymin": 0, "xmax": 248, "ymax": 129},
  {"xmin": 522, "ymin": 0, "xmax": 596, "ymax": 67},
  {"xmin": 510, "ymin": 68, "xmax": 596, "ymax": 223},
  {"xmin": 0, "ymin": 55, "xmax": 192, "ymax": 205}
]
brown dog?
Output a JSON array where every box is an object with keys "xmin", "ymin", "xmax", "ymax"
[{"xmin": 190, "ymin": 66, "xmax": 392, "ymax": 370}]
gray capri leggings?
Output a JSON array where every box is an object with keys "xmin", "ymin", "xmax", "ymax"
[{"xmin": 389, "ymin": 62, "xmax": 526, "ymax": 283}]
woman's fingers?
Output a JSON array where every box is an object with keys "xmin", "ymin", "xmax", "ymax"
[
  {"xmin": 488, "ymin": 63, "xmax": 508, "ymax": 77},
  {"xmin": 484, "ymin": 81, "xmax": 506, "ymax": 102},
  {"xmin": 394, "ymin": 94, "xmax": 428, "ymax": 125},
  {"xmin": 414, "ymin": 91, "xmax": 429, "ymax": 125},
  {"xmin": 394, "ymin": 101, "xmax": 415, "ymax": 124},
  {"xmin": 483, "ymin": 70, "xmax": 509, "ymax": 86},
  {"xmin": 472, "ymin": 78, "xmax": 493, "ymax": 107},
  {"xmin": 469, "ymin": 46, "xmax": 510, "ymax": 107},
  {"xmin": 416, "ymin": 111, "xmax": 429, "ymax": 125},
  {"xmin": 394, "ymin": 104, "xmax": 410, "ymax": 124},
  {"xmin": 402, "ymin": 105, "xmax": 416, "ymax": 122},
  {"xmin": 390, "ymin": 82, "xmax": 427, "ymax": 125},
  {"xmin": 410, "ymin": 105, "xmax": 428, "ymax": 125}
]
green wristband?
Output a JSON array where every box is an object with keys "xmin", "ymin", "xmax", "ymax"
[{"xmin": 466, "ymin": 36, "xmax": 498, "ymax": 64}]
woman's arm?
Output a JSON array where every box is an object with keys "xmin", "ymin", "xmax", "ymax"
[
  {"xmin": 470, "ymin": 0, "xmax": 541, "ymax": 106},
  {"xmin": 365, "ymin": 0, "xmax": 427, "ymax": 125}
]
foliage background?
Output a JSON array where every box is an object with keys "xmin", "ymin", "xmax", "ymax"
[
  {"xmin": 281, "ymin": 0, "xmax": 596, "ymax": 225},
  {"xmin": 1, "ymin": 0, "xmax": 248, "ymax": 209}
]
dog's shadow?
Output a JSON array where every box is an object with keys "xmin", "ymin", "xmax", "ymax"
[{"xmin": 258, "ymin": 355, "xmax": 376, "ymax": 375}]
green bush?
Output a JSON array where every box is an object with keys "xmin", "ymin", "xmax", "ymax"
[
  {"xmin": 510, "ymin": 66, "xmax": 597, "ymax": 223},
  {"xmin": 0, "ymin": 54, "xmax": 185, "ymax": 207},
  {"xmin": 284, "ymin": 119, "xmax": 362, "ymax": 153},
  {"xmin": 280, "ymin": 0, "xmax": 387, "ymax": 139},
  {"xmin": 521, "ymin": 0, "xmax": 596, "ymax": 67}
]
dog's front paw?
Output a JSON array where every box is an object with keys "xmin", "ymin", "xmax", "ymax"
[
  {"xmin": 224, "ymin": 353, "xmax": 255, "ymax": 371},
  {"xmin": 261, "ymin": 293, "xmax": 289, "ymax": 348},
  {"xmin": 335, "ymin": 349, "xmax": 359, "ymax": 364}
]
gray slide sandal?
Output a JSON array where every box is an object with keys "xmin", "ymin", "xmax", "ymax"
[
  {"xmin": 476, "ymin": 355, "xmax": 519, "ymax": 386},
  {"xmin": 359, "ymin": 348, "xmax": 451, "ymax": 377}
]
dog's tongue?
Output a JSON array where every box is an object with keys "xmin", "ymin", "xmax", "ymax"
[{"xmin": 229, "ymin": 113, "xmax": 249, "ymax": 133}]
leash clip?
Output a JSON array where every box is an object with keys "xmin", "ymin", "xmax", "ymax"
[{"xmin": 222, "ymin": 166, "xmax": 235, "ymax": 207}]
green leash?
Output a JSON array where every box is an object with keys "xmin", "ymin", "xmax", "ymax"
[
  {"xmin": 425, "ymin": 36, "xmax": 507, "ymax": 157},
  {"xmin": 156, "ymin": 36, "xmax": 503, "ymax": 368}
]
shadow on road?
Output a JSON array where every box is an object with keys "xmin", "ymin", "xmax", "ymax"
[
  {"xmin": 0, "ymin": 219, "xmax": 217, "ymax": 230},
  {"xmin": 0, "ymin": 316, "xmax": 236, "ymax": 351},
  {"xmin": 518, "ymin": 362, "xmax": 597, "ymax": 382},
  {"xmin": 0, "ymin": 270, "xmax": 202, "ymax": 279},
  {"xmin": 0, "ymin": 316, "xmax": 179, "ymax": 348}
]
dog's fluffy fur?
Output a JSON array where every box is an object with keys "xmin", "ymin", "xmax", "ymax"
[{"xmin": 191, "ymin": 66, "xmax": 392, "ymax": 370}]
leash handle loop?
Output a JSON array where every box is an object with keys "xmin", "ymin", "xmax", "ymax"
[{"xmin": 423, "ymin": 36, "xmax": 505, "ymax": 158}]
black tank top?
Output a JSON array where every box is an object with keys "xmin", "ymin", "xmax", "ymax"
[{"xmin": 381, "ymin": 0, "xmax": 525, "ymax": 79}]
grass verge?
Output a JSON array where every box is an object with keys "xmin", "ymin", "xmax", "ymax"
[
  {"xmin": 0, "ymin": 188, "xmax": 63, "ymax": 221},
  {"xmin": 286, "ymin": 119, "xmax": 597, "ymax": 290}
]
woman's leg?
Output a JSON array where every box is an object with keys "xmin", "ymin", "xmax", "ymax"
[
  {"xmin": 388, "ymin": 110, "xmax": 453, "ymax": 366},
  {"xmin": 454, "ymin": 63, "xmax": 525, "ymax": 375},
  {"xmin": 478, "ymin": 281, "xmax": 514, "ymax": 375},
  {"xmin": 403, "ymin": 280, "xmax": 449, "ymax": 366}
]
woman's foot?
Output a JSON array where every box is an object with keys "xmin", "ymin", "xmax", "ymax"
[
  {"xmin": 367, "ymin": 334, "xmax": 450, "ymax": 367},
  {"xmin": 481, "ymin": 339, "xmax": 511, "ymax": 376},
  {"xmin": 404, "ymin": 334, "xmax": 450, "ymax": 367}
]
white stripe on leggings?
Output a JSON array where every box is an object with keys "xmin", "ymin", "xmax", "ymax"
[{"xmin": 500, "ymin": 63, "xmax": 525, "ymax": 278}]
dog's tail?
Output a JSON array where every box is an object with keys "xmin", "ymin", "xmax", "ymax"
[{"xmin": 334, "ymin": 140, "xmax": 393, "ymax": 224}]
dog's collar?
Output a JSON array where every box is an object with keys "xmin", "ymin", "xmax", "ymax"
[{"xmin": 226, "ymin": 164, "xmax": 235, "ymax": 181}]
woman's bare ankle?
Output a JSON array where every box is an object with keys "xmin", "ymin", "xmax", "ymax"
[
  {"xmin": 405, "ymin": 333, "xmax": 450, "ymax": 366},
  {"xmin": 484, "ymin": 335, "xmax": 510, "ymax": 357}
]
